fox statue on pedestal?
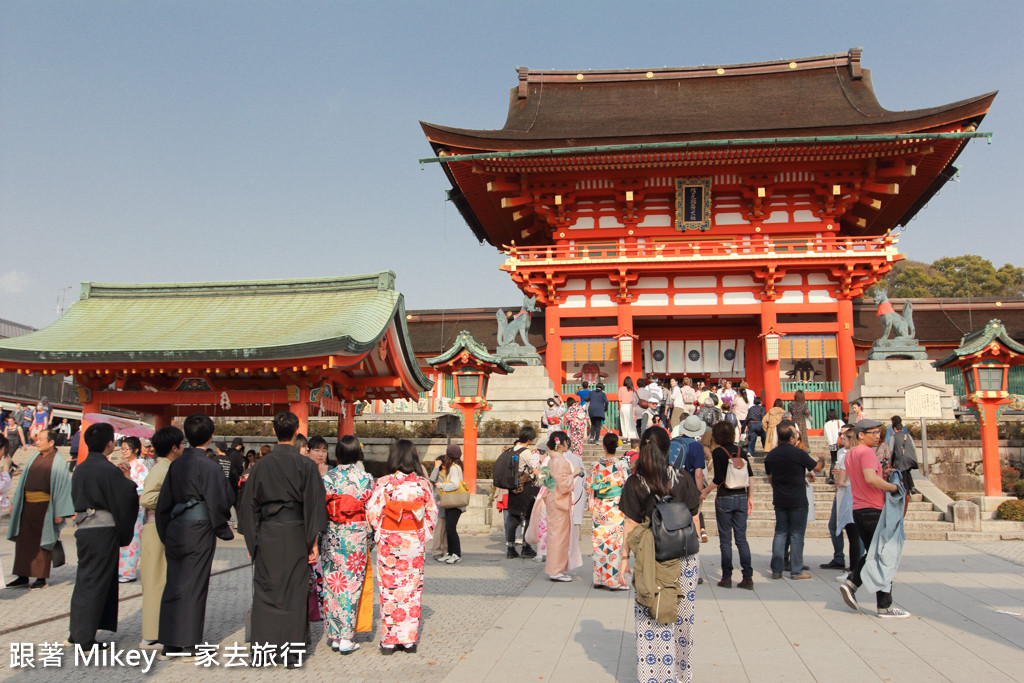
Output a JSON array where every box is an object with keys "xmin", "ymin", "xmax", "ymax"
[
  {"xmin": 496, "ymin": 295, "xmax": 538, "ymax": 348},
  {"xmin": 874, "ymin": 287, "xmax": 915, "ymax": 341}
]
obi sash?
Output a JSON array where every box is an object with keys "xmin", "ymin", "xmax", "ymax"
[
  {"xmin": 326, "ymin": 493, "xmax": 366, "ymax": 524},
  {"xmin": 380, "ymin": 500, "xmax": 424, "ymax": 531},
  {"xmin": 25, "ymin": 491, "xmax": 51, "ymax": 503}
]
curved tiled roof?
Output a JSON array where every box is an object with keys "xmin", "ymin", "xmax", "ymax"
[
  {"xmin": 422, "ymin": 50, "xmax": 995, "ymax": 150},
  {"xmin": 0, "ymin": 273, "xmax": 427, "ymax": 379}
]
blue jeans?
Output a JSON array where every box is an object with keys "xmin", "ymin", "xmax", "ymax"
[
  {"xmin": 746, "ymin": 422, "xmax": 766, "ymax": 456},
  {"xmin": 715, "ymin": 494, "xmax": 752, "ymax": 579},
  {"xmin": 771, "ymin": 506, "xmax": 809, "ymax": 577},
  {"xmin": 827, "ymin": 497, "xmax": 864, "ymax": 566}
]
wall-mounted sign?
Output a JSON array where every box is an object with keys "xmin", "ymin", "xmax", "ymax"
[{"xmin": 675, "ymin": 177, "xmax": 712, "ymax": 231}]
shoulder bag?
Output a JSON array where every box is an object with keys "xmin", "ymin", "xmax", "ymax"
[{"xmin": 439, "ymin": 471, "xmax": 470, "ymax": 509}]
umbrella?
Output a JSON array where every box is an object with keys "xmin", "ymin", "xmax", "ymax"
[{"xmin": 83, "ymin": 413, "xmax": 155, "ymax": 438}]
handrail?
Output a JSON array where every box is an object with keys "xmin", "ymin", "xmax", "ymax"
[{"xmin": 503, "ymin": 233, "xmax": 898, "ymax": 264}]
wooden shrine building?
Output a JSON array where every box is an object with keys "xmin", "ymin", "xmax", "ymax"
[
  {"xmin": 0, "ymin": 272, "xmax": 432, "ymax": 442},
  {"xmin": 421, "ymin": 49, "xmax": 995, "ymax": 425}
]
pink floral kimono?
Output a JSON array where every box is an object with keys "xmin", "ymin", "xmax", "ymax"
[{"xmin": 366, "ymin": 472, "xmax": 438, "ymax": 647}]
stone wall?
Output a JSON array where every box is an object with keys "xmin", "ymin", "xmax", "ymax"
[{"xmin": 924, "ymin": 440, "xmax": 1024, "ymax": 493}]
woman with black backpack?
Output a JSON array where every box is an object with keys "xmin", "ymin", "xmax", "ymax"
[{"xmin": 618, "ymin": 427, "xmax": 701, "ymax": 683}]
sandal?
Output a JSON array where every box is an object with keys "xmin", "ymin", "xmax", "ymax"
[{"xmin": 700, "ymin": 530, "xmax": 709, "ymax": 543}]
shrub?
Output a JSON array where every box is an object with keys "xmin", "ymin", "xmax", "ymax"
[
  {"xmin": 995, "ymin": 499, "xmax": 1024, "ymax": 522},
  {"xmin": 353, "ymin": 422, "xmax": 414, "ymax": 439},
  {"xmin": 479, "ymin": 419, "xmax": 537, "ymax": 439},
  {"xmin": 1013, "ymin": 480, "xmax": 1024, "ymax": 500},
  {"xmin": 1002, "ymin": 467, "xmax": 1022, "ymax": 493}
]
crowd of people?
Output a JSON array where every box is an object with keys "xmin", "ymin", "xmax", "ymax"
[
  {"xmin": 0, "ymin": 384, "xmax": 920, "ymax": 680},
  {"xmin": 0, "ymin": 411, "xmax": 449, "ymax": 665}
]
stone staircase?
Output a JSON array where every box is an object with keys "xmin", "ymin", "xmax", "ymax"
[
  {"xmin": 465, "ymin": 436, "xmax": 960, "ymax": 540},
  {"xmin": 578, "ymin": 438, "xmax": 954, "ymax": 540}
]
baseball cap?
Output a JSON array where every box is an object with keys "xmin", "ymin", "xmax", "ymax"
[{"xmin": 852, "ymin": 418, "xmax": 883, "ymax": 434}]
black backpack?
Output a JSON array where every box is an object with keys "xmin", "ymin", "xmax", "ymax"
[
  {"xmin": 492, "ymin": 446, "xmax": 523, "ymax": 490},
  {"xmin": 651, "ymin": 495, "xmax": 700, "ymax": 561}
]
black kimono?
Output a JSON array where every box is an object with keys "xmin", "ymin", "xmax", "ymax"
[
  {"xmin": 155, "ymin": 447, "xmax": 235, "ymax": 651},
  {"xmin": 240, "ymin": 443, "xmax": 326, "ymax": 658},
  {"xmin": 69, "ymin": 452, "xmax": 140, "ymax": 646}
]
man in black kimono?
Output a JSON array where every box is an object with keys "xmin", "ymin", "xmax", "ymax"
[
  {"xmin": 155, "ymin": 413, "xmax": 235, "ymax": 658},
  {"xmin": 68, "ymin": 423, "xmax": 140, "ymax": 647},
  {"xmin": 241, "ymin": 411, "xmax": 326, "ymax": 667}
]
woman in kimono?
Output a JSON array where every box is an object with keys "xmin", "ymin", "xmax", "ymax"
[
  {"xmin": 524, "ymin": 448, "xmax": 551, "ymax": 563},
  {"xmin": 543, "ymin": 431, "xmax": 582, "ymax": 582},
  {"xmin": 320, "ymin": 436, "xmax": 374, "ymax": 654},
  {"xmin": 563, "ymin": 397, "xmax": 589, "ymax": 457},
  {"xmin": 366, "ymin": 439, "xmax": 437, "ymax": 654},
  {"xmin": 542, "ymin": 397, "xmax": 565, "ymax": 437},
  {"xmin": 1, "ymin": 437, "xmax": 11, "ymax": 587},
  {"xmin": 117, "ymin": 436, "xmax": 148, "ymax": 582},
  {"xmin": 588, "ymin": 432, "xmax": 630, "ymax": 589},
  {"xmin": 306, "ymin": 436, "xmax": 331, "ymax": 623}
]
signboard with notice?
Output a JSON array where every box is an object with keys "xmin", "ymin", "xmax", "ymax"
[{"xmin": 904, "ymin": 384, "xmax": 944, "ymax": 419}]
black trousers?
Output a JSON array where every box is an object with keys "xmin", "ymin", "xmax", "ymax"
[
  {"xmin": 849, "ymin": 507, "xmax": 892, "ymax": 609},
  {"xmin": 69, "ymin": 527, "xmax": 120, "ymax": 646},
  {"xmin": 445, "ymin": 507, "xmax": 463, "ymax": 557}
]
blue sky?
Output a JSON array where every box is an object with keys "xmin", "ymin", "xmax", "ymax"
[{"xmin": 2, "ymin": 1, "xmax": 1021, "ymax": 329}]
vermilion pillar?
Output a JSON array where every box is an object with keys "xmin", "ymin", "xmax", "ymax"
[
  {"xmin": 78, "ymin": 394, "xmax": 101, "ymax": 464},
  {"xmin": 289, "ymin": 399, "xmax": 309, "ymax": 437},
  {"xmin": 617, "ymin": 303, "xmax": 637, "ymax": 385},
  {"xmin": 837, "ymin": 297, "xmax": 857, "ymax": 412},
  {"xmin": 546, "ymin": 305, "xmax": 562, "ymax": 394},
  {"xmin": 337, "ymin": 392, "xmax": 355, "ymax": 437},
  {"xmin": 760, "ymin": 301, "xmax": 780, "ymax": 408},
  {"xmin": 459, "ymin": 406, "xmax": 479, "ymax": 493},
  {"xmin": 979, "ymin": 403, "xmax": 1003, "ymax": 497}
]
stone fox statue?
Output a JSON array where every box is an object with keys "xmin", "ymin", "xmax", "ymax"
[
  {"xmin": 874, "ymin": 287, "xmax": 915, "ymax": 341},
  {"xmin": 496, "ymin": 295, "xmax": 538, "ymax": 347}
]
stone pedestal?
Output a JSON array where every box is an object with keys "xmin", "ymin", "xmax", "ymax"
[
  {"xmin": 848, "ymin": 359, "xmax": 956, "ymax": 421},
  {"xmin": 483, "ymin": 365, "xmax": 556, "ymax": 426},
  {"xmin": 972, "ymin": 495, "xmax": 1016, "ymax": 520},
  {"xmin": 950, "ymin": 500, "xmax": 982, "ymax": 531},
  {"xmin": 494, "ymin": 344, "xmax": 543, "ymax": 366}
]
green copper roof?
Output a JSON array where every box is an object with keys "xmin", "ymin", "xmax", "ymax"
[
  {"xmin": 933, "ymin": 318, "xmax": 1024, "ymax": 368},
  {"xmin": 426, "ymin": 330, "xmax": 513, "ymax": 373},
  {"xmin": 0, "ymin": 272, "xmax": 428, "ymax": 368}
]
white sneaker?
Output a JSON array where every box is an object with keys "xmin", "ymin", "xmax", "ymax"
[
  {"xmin": 444, "ymin": 554, "xmax": 461, "ymax": 564},
  {"xmin": 877, "ymin": 607, "xmax": 911, "ymax": 619},
  {"xmin": 435, "ymin": 554, "xmax": 451, "ymax": 562},
  {"xmin": 840, "ymin": 580, "xmax": 859, "ymax": 612}
]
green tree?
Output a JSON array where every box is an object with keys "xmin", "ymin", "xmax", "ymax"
[
  {"xmin": 880, "ymin": 255, "xmax": 1023, "ymax": 298},
  {"xmin": 883, "ymin": 259, "xmax": 948, "ymax": 298},
  {"xmin": 932, "ymin": 255, "xmax": 1008, "ymax": 297}
]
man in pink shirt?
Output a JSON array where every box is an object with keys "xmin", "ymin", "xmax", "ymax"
[{"xmin": 839, "ymin": 419, "xmax": 909, "ymax": 618}]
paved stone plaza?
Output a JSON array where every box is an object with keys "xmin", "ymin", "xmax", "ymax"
[{"xmin": 1, "ymin": 526, "xmax": 1022, "ymax": 682}]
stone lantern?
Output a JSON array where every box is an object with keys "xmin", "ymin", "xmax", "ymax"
[
  {"xmin": 427, "ymin": 330, "xmax": 512, "ymax": 492},
  {"xmin": 934, "ymin": 319, "xmax": 1024, "ymax": 503}
]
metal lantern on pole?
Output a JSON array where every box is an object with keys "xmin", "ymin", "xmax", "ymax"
[
  {"xmin": 426, "ymin": 330, "xmax": 512, "ymax": 493},
  {"xmin": 934, "ymin": 319, "xmax": 1024, "ymax": 500}
]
